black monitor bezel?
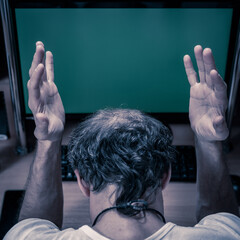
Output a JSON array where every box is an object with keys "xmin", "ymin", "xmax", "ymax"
[{"xmin": 8, "ymin": 0, "xmax": 240, "ymax": 124}]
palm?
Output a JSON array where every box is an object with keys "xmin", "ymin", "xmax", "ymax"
[
  {"xmin": 28, "ymin": 42, "xmax": 65, "ymax": 141},
  {"xmin": 184, "ymin": 46, "xmax": 228, "ymax": 141},
  {"xmin": 36, "ymin": 81, "xmax": 64, "ymax": 137}
]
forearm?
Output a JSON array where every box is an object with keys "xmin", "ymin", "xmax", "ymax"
[
  {"xmin": 195, "ymin": 137, "xmax": 239, "ymax": 221},
  {"xmin": 19, "ymin": 140, "xmax": 63, "ymax": 228}
]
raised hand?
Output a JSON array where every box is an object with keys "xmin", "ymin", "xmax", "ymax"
[
  {"xmin": 27, "ymin": 41, "xmax": 65, "ymax": 141},
  {"xmin": 183, "ymin": 45, "xmax": 229, "ymax": 141}
]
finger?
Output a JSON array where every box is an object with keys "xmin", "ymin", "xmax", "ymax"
[
  {"xmin": 34, "ymin": 113, "xmax": 49, "ymax": 140},
  {"xmin": 183, "ymin": 54, "xmax": 198, "ymax": 86},
  {"xmin": 203, "ymin": 48, "xmax": 216, "ymax": 87},
  {"xmin": 210, "ymin": 69, "xmax": 226, "ymax": 92},
  {"xmin": 29, "ymin": 41, "xmax": 45, "ymax": 77},
  {"xmin": 194, "ymin": 45, "xmax": 205, "ymax": 83},
  {"xmin": 46, "ymin": 51, "xmax": 54, "ymax": 82},
  {"xmin": 29, "ymin": 63, "xmax": 44, "ymax": 89},
  {"xmin": 28, "ymin": 63, "xmax": 44, "ymax": 101},
  {"xmin": 213, "ymin": 115, "xmax": 224, "ymax": 126}
]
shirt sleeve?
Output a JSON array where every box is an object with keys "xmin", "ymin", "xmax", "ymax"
[
  {"xmin": 159, "ymin": 213, "xmax": 240, "ymax": 240},
  {"xmin": 2, "ymin": 218, "xmax": 83, "ymax": 240},
  {"xmin": 195, "ymin": 212, "xmax": 240, "ymax": 239},
  {"xmin": 3, "ymin": 218, "xmax": 59, "ymax": 240}
]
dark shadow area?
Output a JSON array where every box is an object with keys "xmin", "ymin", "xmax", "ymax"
[{"xmin": 0, "ymin": 190, "xmax": 25, "ymax": 239}]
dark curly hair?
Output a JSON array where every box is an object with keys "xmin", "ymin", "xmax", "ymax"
[{"xmin": 68, "ymin": 109, "xmax": 176, "ymax": 216}]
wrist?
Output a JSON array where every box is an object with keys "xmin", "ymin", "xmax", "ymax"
[
  {"xmin": 34, "ymin": 131, "xmax": 64, "ymax": 143},
  {"xmin": 38, "ymin": 138, "xmax": 62, "ymax": 146},
  {"xmin": 195, "ymin": 136, "xmax": 224, "ymax": 170},
  {"xmin": 36, "ymin": 139, "xmax": 62, "ymax": 160},
  {"xmin": 195, "ymin": 141, "xmax": 228, "ymax": 154},
  {"xmin": 195, "ymin": 136, "xmax": 222, "ymax": 152},
  {"xmin": 194, "ymin": 135, "xmax": 222, "ymax": 144}
]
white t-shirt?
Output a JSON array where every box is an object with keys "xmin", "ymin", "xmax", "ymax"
[{"xmin": 3, "ymin": 212, "xmax": 240, "ymax": 240}]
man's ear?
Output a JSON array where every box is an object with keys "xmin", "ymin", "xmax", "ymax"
[
  {"xmin": 74, "ymin": 169, "xmax": 90, "ymax": 197},
  {"xmin": 161, "ymin": 165, "xmax": 171, "ymax": 190}
]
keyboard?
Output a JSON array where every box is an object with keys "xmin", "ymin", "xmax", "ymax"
[
  {"xmin": 171, "ymin": 145, "xmax": 196, "ymax": 182},
  {"xmin": 61, "ymin": 145, "xmax": 77, "ymax": 181},
  {"xmin": 61, "ymin": 145, "xmax": 196, "ymax": 182}
]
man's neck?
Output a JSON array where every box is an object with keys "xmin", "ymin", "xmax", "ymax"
[{"xmin": 89, "ymin": 184, "xmax": 165, "ymax": 240}]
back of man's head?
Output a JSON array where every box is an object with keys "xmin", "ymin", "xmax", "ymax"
[{"xmin": 68, "ymin": 108, "xmax": 176, "ymax": 216}]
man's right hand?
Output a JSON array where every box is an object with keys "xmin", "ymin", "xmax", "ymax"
[
  {"xmin": 184, "ymin": 45, "xmax": 239, "ymax": 220},
  {"xmin": 183, "ymin": 45, "xmax": 229, "ymax": 141},
  {"xmin": 27, "ymin": 41, "xmax": 65, "ymax": 141}
]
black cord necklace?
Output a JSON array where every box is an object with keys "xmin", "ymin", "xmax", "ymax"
[{"xmin": 92, "ymin": 199, "xmax": 166, "ymax": 227}]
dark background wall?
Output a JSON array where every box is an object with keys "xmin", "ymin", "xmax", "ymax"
[{"xmin": 0, "ymin": 16, "xmax": 8, "ymax": 79}]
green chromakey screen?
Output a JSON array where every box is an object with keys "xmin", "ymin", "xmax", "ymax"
[{"xmin": 15, "ymin": 8, "xmax": 233, "ymax": 114}]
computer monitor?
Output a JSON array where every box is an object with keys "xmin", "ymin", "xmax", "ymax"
[{"xmin": 1, "ymin": 0, "xmax": 239, "ymax": 151}]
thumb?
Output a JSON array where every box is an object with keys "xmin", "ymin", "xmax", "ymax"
[
  {"xmin": 213, "ymin": 116, "xmax": 229, "ymax": 140},
  {"xmin": 34, "ymin": 113, "xmax": 49, "ymax": 140}
]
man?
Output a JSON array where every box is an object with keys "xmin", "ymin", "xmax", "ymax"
[{"xmin": 3, "ymin": 42, "xmax": 240, "ymax": 239}]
